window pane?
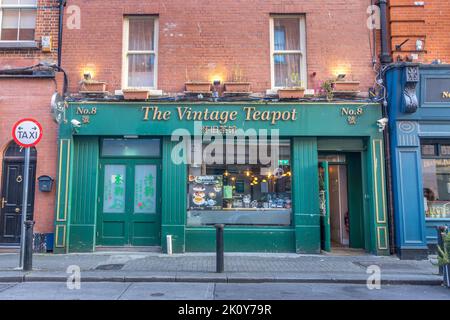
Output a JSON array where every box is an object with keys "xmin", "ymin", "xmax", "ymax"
[
  {"xmin": 274, "ymin": 53, "xmax": 301, "ymax": 87},
  {"xmin": 103, "ymin": 165, "xmax": 126, "ymax": 213},
  {"xmin": 2, "ymin": 0, "xmax": 20, "ymax": 4},
  {"xmin": 422, "ymin": 159, "xmax": 450, "ymax": 219},
  {"xmin": 440, "ymin": 145, "xmax": 450, "ymax": 156},
  {"xmin": 273, "ymin": 18, "xmax": 300, "ymax": 51},
  {"xmin": 102, "ymin": 139, "xmax": 160, "ymax": 157},
  {"xmin": 421, "ymin": 144, "xmax": 436, "ymax": 156},
  {"xmin": 128, "ymin": 17, "xmax": 154, "ymax": 51},
  {"xmin": 19, "ymin": 0, "xmax": 38, "ymax": 4},
  {"xmin": 187, "ymin": 140, "xmax": 292, "ymax": 226},
  {"xmin": 19, "ymin": 9, "xmax": 36, "ymax": 40},
  {"xmin": 134, "ymin": 165, "xmax": 157, "ymax": 214},
  {"xmin": 1, "ymin": 9, "xmax": 19, "ymax": 40},
  {"xmin": 128, "ymin": 54, "xmax": 155, "ymax": 87}
]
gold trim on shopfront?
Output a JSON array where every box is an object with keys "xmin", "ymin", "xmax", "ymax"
[
  {"xmin": 54, "ymin": 225, "xmax": 66, "ymax": 248},
  {"xmin": 372, "ymin": 139, "xmax": 387, "ymax": 224},
  {"xmin": 56, "ymin": 139, "xmax": 70, "ymax": 222},
  {"xmin": 377, "ymin": 226, "xmax": 388, "ymax": 250}
]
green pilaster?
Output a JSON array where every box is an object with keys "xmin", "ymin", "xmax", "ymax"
[
  {"xmin": 367, "ymin": 137, "xmax": 390, "ymax": 255},
  {"xmin": 67, "ymin": 137, "xmax": 99, "ymax": 252},
  {"xmin": 53, "ymin": 138, "xmax": 73, "ymax": 254},
  {"xmin": 292, "ymin": 137, "xmax": 320, "ymax": 253},
  {"xmin": 161, "ymin": 136, "xmax": 187, "ymax": 253}
]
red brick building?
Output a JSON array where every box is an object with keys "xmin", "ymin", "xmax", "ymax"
[
  {"xmin": 389, "ymin": 0, "xmax": 450, "ymax": 63},
  {"xmin": 61, "ymin": 0, "xmax": 378, "ymax": 95},
  {"xmin": 0, "ymin": 0, "xmax": 61, "ymax": 250}
]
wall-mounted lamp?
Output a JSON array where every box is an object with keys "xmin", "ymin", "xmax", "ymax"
[
  {"xmin": 213, "ymin": 79, "xmax": 221, "ymax": 86},
  {"xmin": 336, "ymin": 74, "xmax": 346, "ymax": 81},
  {"xmin": 83, "ymin": 71, "xmax": 92, "ymax": 81}
]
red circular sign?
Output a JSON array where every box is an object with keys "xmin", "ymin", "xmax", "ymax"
[{"xmin": 12, "ymin": 118, "xmax": 43, "ymax": 148}]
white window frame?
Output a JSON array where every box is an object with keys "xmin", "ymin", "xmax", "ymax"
[
  {"xmin": 0, "ymin": 0, "xmax": 38, "ymax": 43},
  {"xmin": 122, "ymin": 16, "xmax": 158, "ymax": 90},
  {"xmin": 269, "ymin": 15, "xmax": 307, "ymax": 90}
]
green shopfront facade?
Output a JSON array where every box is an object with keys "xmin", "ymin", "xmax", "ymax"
[{"xmin": 53, "ymin": 102, "xmax": 390, "ymax": 255}]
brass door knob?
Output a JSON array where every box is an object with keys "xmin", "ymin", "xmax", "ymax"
[{"xmin": 15, "ymin": 208, "xmax": 20, "ymax": 213}]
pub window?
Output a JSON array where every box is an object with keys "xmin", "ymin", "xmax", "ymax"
[
  {"xmin": 270, "ymin": 15, "xmax": 307, "ymax": 89},
  {"xmin": 0, "ymin": 0, "xmax": 37, "ymax": 41},
  {"xmin": 122, "ymin": 16, "xmax": 158, "ymax": 89},
  {"xmin": 187, "ymin": 139, "xmax": 292, "ymax": 226},
  {"xmin": 421, "ymin": 141, "xmax": 450, "ymax": 219}
]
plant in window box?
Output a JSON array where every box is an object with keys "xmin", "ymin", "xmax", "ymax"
[
  {"xmin": 224, "ymin": 65, "xmax": 251, "ymax": 94},
  {"xmin": 277, "ymin": 72, "xmax": 305, "ymax": 99},
  {"xmin": 185, "ymin": 66, "xmax": 211, "ymax": 93},
  {"xmin": 321, "ymin": 79, "xmax": 334, "ymax": 102},
  {"xmin": 122, "ymin": 88, "xmax": 150, "ymax": 100},
  {"xmin": 434, "ymin": 232, "xmax": 450, "ymax": 288}
]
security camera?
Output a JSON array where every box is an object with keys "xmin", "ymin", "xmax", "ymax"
[
  {"xmin": 71, "ymin": 119, "xmax": 81, "ymax": 128},
  {"xmin": 376, "ymin": 118, "xmax": 388, "ymax": 132}
]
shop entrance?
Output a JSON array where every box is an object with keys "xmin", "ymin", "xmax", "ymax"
[
  {"xmin": 96, "ymin": 138, "xmax": 162, "ymax": 247},
  {"xmin": 0, "ymin": 142, "xmax": 36, "ymax": 245},
  {"xmin": 319, "ymin": 153, "xmax": 365, "ymax": 252}
]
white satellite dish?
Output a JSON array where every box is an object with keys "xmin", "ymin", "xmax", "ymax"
[{"xmin": 50, "ymin": 92, "xmax": 65, "ymax": 124}]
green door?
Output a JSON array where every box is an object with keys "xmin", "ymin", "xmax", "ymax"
[
  {"xmin": 319, "ymin": 161, "xmax": 331, "ymax": 252},
  {"xmin": 346, "ymin": 153, "xmax": 365, "ymax": 249},
  {"xmin": 97, "ymin": 159, "xmax": 161, "ymax": 246}
]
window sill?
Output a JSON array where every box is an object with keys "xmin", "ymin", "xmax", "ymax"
[{"xmin": 0, "ymin": 41, "xmax": 39, "ymax": 49}]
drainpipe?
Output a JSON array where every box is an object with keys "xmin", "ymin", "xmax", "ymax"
[
  {"xmin": 379, "ymin": 0, "xmax": 395, "ymax": 254},
  {"xmin": 58, "ymin": 0, "xmax": 67, "ymax": 68},
  {"xmin": 379, "ymin": 0, "xmax": 393, "ymax": 64}
]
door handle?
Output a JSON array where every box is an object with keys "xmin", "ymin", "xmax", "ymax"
[
  {"xmin": 1, "ymin": 198, "xmax": 6, "ymax": 209},
  {"xmin": 15, "ymin": 208, "xmax": 20, "ymax": 213}
]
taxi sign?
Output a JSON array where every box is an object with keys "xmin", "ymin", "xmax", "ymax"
[{"xmin": 12, "ymin": 118, "xmax": 43, "ymax": 148}]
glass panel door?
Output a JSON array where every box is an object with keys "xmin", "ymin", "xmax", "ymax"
[
  {"xmin": 103, "ymin": 165, "xmax": 126, "ymax": 213},
  {"xmin": 134, "ymin": 165, "xmax": 157, "ymax": 214}
]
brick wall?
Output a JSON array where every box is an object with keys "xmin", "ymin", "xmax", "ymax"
[
  {"xmin": 61, "ymin": 0, "xmax": 377, "ymax": 94},
  {"xmin": 0, "ymin": 0, "xmax": 59, "ymax": 68},
  {"xmin": 0, "ymin": 79, "xmax": 58, "ymax": 234},
  {"xmin": 390, "ymin": 0, "xmax": 450, "ymax": 63},
  {"xmin": 0, "ymin": 0, "xmax": 60, "ymax": 235}
]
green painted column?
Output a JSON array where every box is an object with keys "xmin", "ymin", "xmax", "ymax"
[
  {"xmin": 53, "ymin": 138, "xmax": 73, "ymax": 254},
  {"xmin": 292, "ymin": 137, "xmax": 320, "ymax": 253},
  {"xmin": 161, "ymin": 136, "xmax": 187, "ymax": 253},
  {"xmin": 67, "ymin": 137, "xmax": 99, "ymax": 252},
  {"xmin": 367, "ymin": 137, "xmax": 390, "ymax": 255}
]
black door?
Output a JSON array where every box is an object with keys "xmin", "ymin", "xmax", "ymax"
[{"xmin": 0, "ymin": 161, "xmax": 36, "ymax": 244}]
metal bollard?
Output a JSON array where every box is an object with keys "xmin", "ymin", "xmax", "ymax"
[
  {"xmin": 23, "ymin": 220, "xmax": 35, "ymax": 271},
  {"xmin": 436, "ymin": 226, "xmax": 448, "ymax": 276},
  {"xmin": 215, "ymin": 224, "xmax": 224, "ymax": 273}
]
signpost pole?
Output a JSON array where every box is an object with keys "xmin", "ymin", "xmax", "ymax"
[{"xmin": 19, "ymin": 147, "xmax": 30, "ymax": 269}]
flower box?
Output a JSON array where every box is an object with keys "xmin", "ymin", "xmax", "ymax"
[
  {"xmin": 332, "ymin": 81, "xmax": 360, "ymax": 92},
  {"xmin": 185, "ymin": 82, "xmax": 211, "ymax": 93},
  {"xmin": 277, "ymin": 88, "xmax": 305, "ymax": 99},
  {"xmin": 122, "ymin": 89, "xmax": 150, "ymax": 100},
  {"xmin": 80, "ymin": 81, "xmax": 107, "ymax": 93},
  {"xmin": 224, "ymin": 82, "xmax": 251, "ymax": 93}
]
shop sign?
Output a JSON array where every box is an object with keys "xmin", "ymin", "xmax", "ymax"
[
  {"xmin": 425, "ymin": 78, "xmax": 450, "ymax": 103},
  {"xmin": 142, "ymin": 106, "xmax": 298, "ymax": 125}
]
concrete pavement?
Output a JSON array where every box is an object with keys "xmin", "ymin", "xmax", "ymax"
[
  {"xmin": 0, "ymin": 282, "xmax": 448, "ymax": 300},
  {"xmin": 0, "ymin": 252, "xmax": 443, "ymax": 285}
]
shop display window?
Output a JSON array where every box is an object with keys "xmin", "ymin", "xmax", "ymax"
[
  {"xmin": 421, "ymin": 141, "xmax": 450, "ymax": 219},
  {"xmin": 187, "ymin": 139, "xmax": 292, "ymax": 226}
]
